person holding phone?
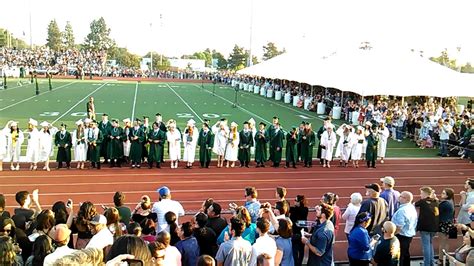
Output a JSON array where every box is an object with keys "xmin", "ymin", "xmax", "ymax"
[{"xmin": 347, "ymin": 212, "xmax": 378, "ymax": 266}]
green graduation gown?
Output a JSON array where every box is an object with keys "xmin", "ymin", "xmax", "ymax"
[
  {"xmin": 99, "ymin": 120, "xmax": 112, "ymax": 158},
  {"xmin": 238, "ymin": 130, "xmax": 254, "ymax": 164},
  {"xmin": 147, "ymin": 129, "xmax": 166, "ymax": 163},
  {"xmin": 365, "ymin": 132, "xmax": 378, "ymax": 162},
  {"xmin": 107, "ymin": 126, "xmax": 124, "ymax": 160},
  {"xmin": 55, "ymin": 131, "xmax": 72, "ymax": 163},
  {"xmin": 269, "ymin": 130, "xmax": 284, "ymax": 164},
  {"xmin": 285, "ymin": 132, "xmax": 298, "ymax": 163},
  {"xmin": 300, "ymin": 130, "xmax": 316, "ymax": 164},
  {"xmin": 129, "ymin": 127, "xmax": 145, "ymax": 163},
  {"xmin": 254, "ymin": 129, "xmax": 268, "ymax": 163},
  {"xmin": 197, "ymin": 129, "xmax": 214, "ymax": 166},
  {"xmin": 87, "ymin": 128, "xmax": 103, "ymax": 163}
]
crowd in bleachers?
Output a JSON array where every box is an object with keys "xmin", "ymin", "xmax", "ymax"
[{"xmin": 2, "ymin": 177, "xmax": 474, "ymax": 265}]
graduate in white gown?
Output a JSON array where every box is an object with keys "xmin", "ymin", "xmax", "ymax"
[
  {"xmin": 351, "ymin": 126, "xmax": 365, "ymax": 168},
  {"xmin": 320, "ymin": 124, "xmax": 337, "ymax": 168},
  {"xmin": 72, "ymin": 119, "xmax": 87, "ymax": 169},
  {"xmin": 212, "ymin": 120, "xmax": 229, "ymax": 168},
  {"xmin": 377, "ymin": 122, "xmax": 390, "ymax": 163},
  {"xmin": 166, "ymin": 120, "xmax": 182, "ymax": 168},
  {"xmin": 26, "ymin": 118, "xmax": 41, "ymax": 170},
  {"xmin": 225, "ymin": 122, "xmax": 240, "ymax": 168},
  {"xmin": 122, "ymin": 118, "xmax": 132, "ymax": 163},
  {"xmin": 248, "ymin": 118, "xmax": 257, "ymax": 155},
  {"xmin": 182, "ymin": 119, "xmax": 199, "ymax": 169},
  {"xmin": 335, "ymin": 124, "xmax": 354, "ymax": 167},
  {"xmin": 39, "ymin": 121, "xmax": 55, "ymax": 171},
  {"xmin": 6, "ymin": 121, "xmax": 24, "ymax": 171},
  {"xmin": 0, "ymin": 121, "xmax": 10, "ymax": 171}
]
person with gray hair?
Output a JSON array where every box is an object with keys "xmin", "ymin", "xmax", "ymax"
[
  {"xmin": 391, "ymin": 191, "xmax": 417, "ymax": 266},
  {"xmin": 373, "ymin": 221, "xmax": 400, "ymax": 265}
]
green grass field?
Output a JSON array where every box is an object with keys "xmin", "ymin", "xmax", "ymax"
[{"xmin": 0, "ymin": 78, "xmax": 438, "ymax": 158}]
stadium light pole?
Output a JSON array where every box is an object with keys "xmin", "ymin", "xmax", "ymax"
[
  {"xmin": 29, "ymin": 0, "xmax": 33, "ymax": 47},
  {"xmin": 247, "ymin": 0, "xmax": 254, "ymax": 67},
  {"xmin": 150, "ymin": 23, "xmax": 153, "ymax": 77},
  {"xmin": 160, "ymin": 14, "xmax": 163, "ymax": 67}
]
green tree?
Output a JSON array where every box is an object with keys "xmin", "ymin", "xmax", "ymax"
[
  {"xmin": 262, "ymin": 42, "xmax": 285, "ymax": 61},
  {"xmin": 228, "ymin": 45, "xmax": 247, "ymax": 70},
  {"xmin": 429, "ymin": 49, "xmax": 457, "ymax": 70},
  {"xmin": 46, "ymin": 19, "xmax": 62, "ymax": 51},
  {"xmin": 62, "ymin": 21, "xmax": 75, "ymax": 49},
  {"xmin": 212, "ymin": 50, "xmax": 227, "ymax": 70},
  {"xmin": 109, "ymin": 47, "xmax": 141, "ymax": 68},
  {"xmin": 144, "ymin": 52, "xmax": 171, "ymax": 70},
  {"xmin": 244, "ymin": 50, "xmax": 259, "ymax": 66},
  {"xmin": 461, "ymin": 62, "xmax": 474, "ymax": 73},
  {"xmin": 83, "ymin": 17, "xmax": 115, "ymax": 52}
]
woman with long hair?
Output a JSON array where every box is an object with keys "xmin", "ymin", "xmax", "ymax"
[
  {"xmin": 104, "ymin": 207, "xmax": 125, "ymax": 239},
  {"xmin": 217, "ymin": 206, "xmax": 257, "ymax": 245},
  {"xmin": 438, "ymin": 188, "xmax": 455, "ymax": 264},
  {"xmin": 28, "ymin": 209, "xmax": 55, "ymax": 242},
  {"xmin": 444, "ymin": 232, "xmax": 474, "ymax": 265},
  {"xmin": 73, "ymin": 120, "xmax": 87, "ymax": 169},
  {"xmin": 165, "ymin": 211, "xmax": 180, "ymax": 246},
  {"xmin": 25, "ymin": 235, "xmax": 53, "ymax": 266},
  {"xmin": 183, "ymin": 119, "xmax": 199, "ymax": 169},
  {"xmin": 274, "ymin": 219, "xmax": 294, "ymax": 266},
  {"xmin": 225, "ymin": 122, "xmax": 239, "ymax": 168},
  {"xmin": 72, "ymin": 201, "xmax": 97, "ymax": 249},
  {"xmin": 6, "ymin": 121, "xmax": 24, "ymax": 171},
  {"xmin": 0, "ymin": 235, "xmax": 22, "ymax": 265}
]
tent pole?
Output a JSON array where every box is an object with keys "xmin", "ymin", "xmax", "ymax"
[
  {"xmin": 311, "ymin": 86, "xmax": 314, "ymax": 97},
  {"xmin": 401, "ymin": 96, "xmax": 405, "ymax": 107},
  {"xmin": 340, "ymin": 90, "xmax": 344, "ymax": 107}
]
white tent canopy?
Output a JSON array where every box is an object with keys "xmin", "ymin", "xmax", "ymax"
[{"xmin": 238, "ymin": 47, "xmax": 474, "ymax": 97}]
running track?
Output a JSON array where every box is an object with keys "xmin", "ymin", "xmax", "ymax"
[{"xmin": 1, "ymin": 159, "xmax": 473, "ymax": 262}]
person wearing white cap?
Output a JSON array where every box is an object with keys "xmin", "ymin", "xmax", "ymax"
[
  {"xmin": 351, "ymin": 126, "xmax": 365, "ymax": 168},
  {"xmin": 166, "ymin": 120, "xmax": 181, "ymax": 169},
  {"xmin": 26, "ymin": 118, "xmax": 41, "ymax": 170},
  {"xmin": 72, "ymin": 119, "xmax": 87, "ymax": 169},
  {"xmin": 376, "ymin": 122, "xmax": 390, "ymax": 164},
  {"xmin": 320, "ymin": 123, "xmax": 337, "ymax": 168},
  {"xmin": 225, "ymin": 122, "xmax": 240, "ymax": 168},
  {"xmin": 54, "ymin": 123, "xmax": 72, "ymax": 169},
  {"xmin": 183, "ymin": 119, "xmax": 199, "ymax": 169},
  {"xmin": 38, "ymin": 121, "xmax": 55, "ymax": 171},
  {"xmin": 122, "ymin": 118, "xmax": 132, "ymax": 164},
  {"xmin": 212, "ymin": 120, "xmax": 229, "ymax": 168},
  {"xmin": 86, "ymin": 214, "xmax": 114, "ymax": 250},
  {"xmin": 6, "ymin": 121, "xmax": 24, "ymax": 171}
]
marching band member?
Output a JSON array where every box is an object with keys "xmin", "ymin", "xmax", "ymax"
[
  {"xmin": 7, "ymin": 121, "xmax": 24, "ymax": 171},
  {"xmin": 377, "ymin": 122, "xmax": 390, "ymax": 163},
  {"xmin": 225, "ymin": 122, "xmax": 240, "ymax": 168},
  {"xmin": 166, "ymin": 120, "xmax": 181, "ymax": 169},
  {"xmin": 183, "ymin": 119, "xmax": 199, "ymax": 169},
  {"xmin": 72, "ymin": 120, "xmax": 87, "ymax": 169},
  {"xmin": 320, "ymin": 123, "xmax": 337, "ymax": 168},
  {"xmin": 26, "ymin": 118, "xmax": 41, "ymax": 171}
]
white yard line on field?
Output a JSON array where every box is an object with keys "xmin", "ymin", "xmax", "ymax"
[
  {"xmin": 131, "ymin": 82, "xmax": 139, "ymax": 121},
  {"xmin": 166, "ymin": 83, "xmax": 204, "ymax": 123}
]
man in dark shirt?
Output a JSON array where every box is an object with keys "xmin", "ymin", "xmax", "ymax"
[
  {"xmin": 206, "ymin": 203, "xmax": 227, "ymax": 237},
  {"xmin": 358, "ymin": 183, "xmax": 388, "ymax": 236},
  {"xmin": 14, "ymin": 190, "xmax": 41, "ymax": 222},
  {"xmin": 193, "ymin": 212, "xmax": 217, "ymax": 257},
  {"xmin": 373, "ymin": 221, "xmax": 400, "ymax": 266},
  {"xmin": 113, "ymin": 191, "xmax": 131, "ymax": 225}
]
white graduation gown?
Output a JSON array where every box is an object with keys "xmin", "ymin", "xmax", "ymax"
[
  {"xmin": 321, "ymin": 131, "xmax": 337, "ymax": 161},
  {"xmin": 6, "ymin": 130, "xmax": 24, "ymax": 162},
  {"xmin": 351, "ymin": 133, "xmax": 365, "ymax": 160},
  {"xmin": 182, "ymin": 127, "xmax": 199, "ymax": 163},
  {"xmin": 72, "ymin": 129, "xmax": 87, "ymax": 161},
  {"xmin": 213, "ymin": 128, "xmax": 229, "ymax": 156},
  {"xmin": 336, "ymin": 133, "xmax": 354, "ymax": 161},
  {"xmin": 0, "ymin": 128, "xmax": 8, "ymax": 160},
  {"xmin": 123, "ymin": 127, "xmax": 131, "ymax": 157},
  {"xmin": 39, "ymin": 129, "xmax": 54, "ymax": 162},
  {"xmin": 377, "ymin": 127, "xmax": 390, "ymax": 158},
  {"xmin": 26, "ymin": 128, "xmax": 41, "ymax": 163},
  {"xmin": 225, "ymin": 131, "xmax": 240, "ymax": 161},
  {"xmin": 167, "ymin": 130, "xmax": 182, "ymax": 161}
]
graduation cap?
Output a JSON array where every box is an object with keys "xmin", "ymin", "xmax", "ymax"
[
  {"xmin": 272, "ymin": 116, "xmax": 279, "ymax": 120},
  {"xmin": 155, "ymin": 113, "xmax": 162, "ymax": 117},
  {"xmin": 102, "ymin": 113, "xmax": 109, "ymax": 117},
  {"xmin": 243, "ymin": 121, "xmax": 249, "ymax": 125},
  {"xmin": 323, "ymin": 117, "xmax": 331, "ymax": 121},
  {"xmin": 301, "ymin": 121, "xmax": 307, "ymax": 125},
  {"xmin": 203, "ymin": 119, "xmax": 210, "ymax": 123},
  {"xmin": 40, "ymin": 121, "xmax": 50, "ymax": 127},
  {"xmin": 143, "ymin": 116, "xmax": 149, "ymax": 119},
  {"xmin": 135, "ymin": 118, "xmax": 142, "ymax": 123},
  {"xmin": 305, "ymin": 121, "xmax": 311, "ymax": 125},
  {"xmin": 112, "ymin": 119, "xmax": 119, "ymax": 123},
  {"xmin": 60, "ymin": 123, "xmax": 67, "ymax": 128},
  {"xmin": 220, "ymin": 118, "xmax": 226, "ymax": 122},
  {"xmin": 292, "ymin": 126, "xmax": 298, "ymax": 131},
  {"xmin": 259, "ymin": 122, "xmax": 267, "ymax": 127},
  {"xmin": 203, "ymin": 123, "xmax": 209, "ymax": 128}
]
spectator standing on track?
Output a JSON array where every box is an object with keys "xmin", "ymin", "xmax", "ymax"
[
  {"xmin": 86, "ymin": 214, "xmax": 114, "ymax": 250},
  {"xmin": 392, "ymin": 191, "xmax": 418, "ymax": 266},
  {"xmin": 244, "ymin": 187, "xmax": 261, "ymax": 223},
  {"xmin": 358, "ymin": 183, "xmax": 388, "ymax": 237},
  {"xmin": 71, "ymin": 201, "xmax": 96, "ymax": 249},
  {"xmin": 43, "ymin": 224, "xmax": 75, "ymax": 265},
  {"xmin": 373, "ymin": 221, "xmax": 400, "ymax": 266},
  {"xmin": 216, "ymin": 217, "xmax": 253, "ymax": 266},
  {"xmin": 206, "ymin": 203, "xmax": 227, "ymax": 237},
  {"xmin": 274, "ymin": 219, "xmax": 294, "ymax": 266},
  {"xmin": 156, "ymin": 231, "xmax": 182, "ymax": 266},
  {"xmin": 14, "ymin": 189, "xmax": 41, "ymax": 222},
  {"xmin": 301, "ymin": 203, "xmax": 335, "ymax": 266},
  {"xmin": 347, "ymin": 212, "xmax": 377, "ymax": 266},
  {"xmin": 131, "ymin": 195, "xmax": 158, "ymax": 225},
  {"xmin": 438, "ymin": 188, "xmax": 455, "ymax": 264},
  {"xmin": 415, "ymin": 186, "xmax": 440, "ymax": 266},
  {"xmin": 342, "ymin": 193, "xmax": 363, "ymax": 239},
  {"xmin": 458, "ymin": 179, "xmax": 474, "ymax": 232},
  {"xmin": 176, "ymin": 221, "xmax": 200, "ymax": 266},
  {"xmin": 379, "ymin": 176, "xmax": 400, "ymax": 219},
  {"xmin": 152, "ymin": 186, "xmax": 185, "ymax": 233}
]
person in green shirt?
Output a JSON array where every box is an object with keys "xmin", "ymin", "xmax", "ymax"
[
  {"xmin": 129, "ymin": 119, "xmax": 145, "ymax": 168},
  {"xmin": 197, "ymin": 121, "xmax": 214, "ymax": 168},
  {"xmin": 285, "ymin": 127, "xmax": 298, "ymax": 168},
  {"xmin": 54, "ymin": 123, "xmax": 72, "ymax": 169},
  {"xmin": 147, "ymin": 122, "xmax": 166, "ymax": 169},
  {"xmin": 254, "ymin": 122, "xmax": 268, "ymax": 167},
  {"xmin": 238, "ymin": 121, "xmax": 254, "ymax": 168}
]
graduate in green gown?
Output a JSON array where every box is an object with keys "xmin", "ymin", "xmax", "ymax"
[
  {"xmin": 296, "ymin": 121, "xmax": 305, "ymax": 162},
  {"xmin": 269, "ymin": 123, "xmax": 284, "ymax": 167},
  {"xmin": 238, "ymin": 121, "xmax": 254, "ymax": 167},
  {"xmin": 147, "ymin": 122, "xmax": 166, "ymax": 168},
  {"xmin": 107, "ymin": 119, "xmax": 124, "ymax": 167},
  {"xmin": 87, "ymin": 121, "xmax": 103, "ymax": 169},
  {"xmin": 254, "ymin": 122, "xmax": 268, "ymax": 167},
  {"xmin": 129, "ymin": 119, "xmax": 145, "ymax": 168},
  {"xmin": 266, "ymin": 116, "xmax": 279, "ymax": 164},
  {"xmin": 55, "ymin": 123, "xmax": 72, "ymax": 169},
  {"xmin": 300, "ymin": 122, "xmax": 316, "ymax": 167},
  {"xmin": 285, "ymin": 126, "xmax": 298, "ymax": 168},
  {"xmin": 98, "ymin": 114, "xmax": 112, "ymax": 163},
  {"xmin": 197, "ymin": 121, "xmax": 214, "ymax": 168},
  {"xmin": 366, "ymin": 124, "xmax": 378, "ymax": 168}
]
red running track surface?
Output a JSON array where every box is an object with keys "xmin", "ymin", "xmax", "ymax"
[{"xmin": 1, "ymin": 159, "xmax": 473, "ymax": 262}]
